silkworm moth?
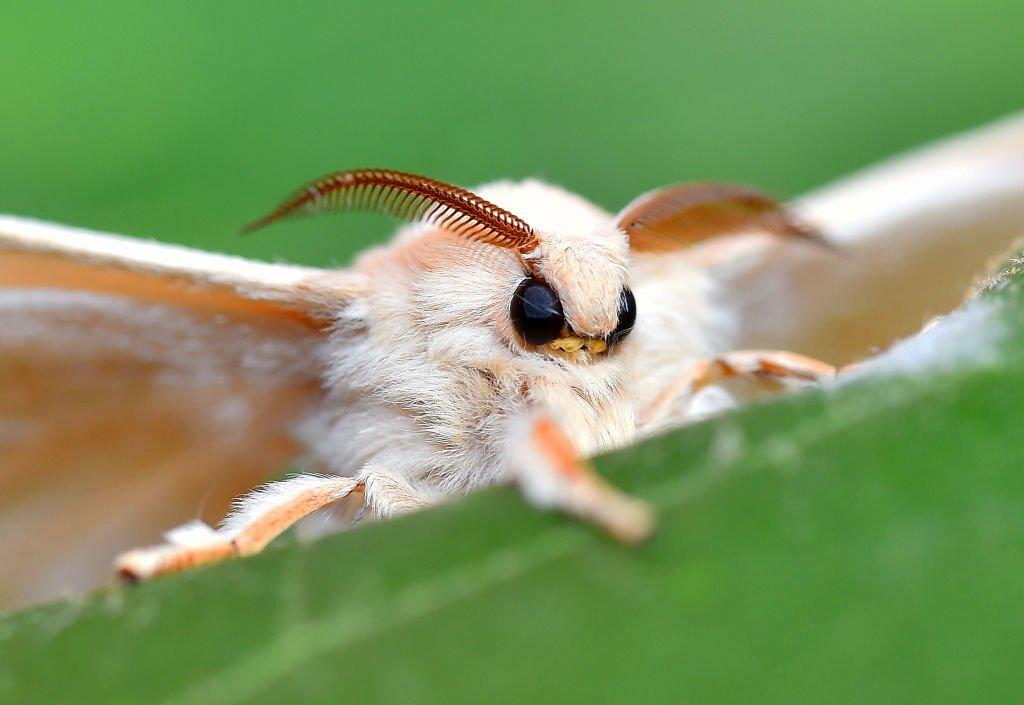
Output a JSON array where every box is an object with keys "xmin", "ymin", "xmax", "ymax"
[{"xmin": 2, "ymin": 114, "xmax": 1023, "ymax": 609}]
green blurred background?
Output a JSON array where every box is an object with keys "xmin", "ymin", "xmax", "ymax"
[
  {"xmin": 1, "ymin": 1, "xmax": 1021, "ymax": 267},
  {"xmin": 3, "ymin": 4, "xmax": 1024, "ymax": 701}
]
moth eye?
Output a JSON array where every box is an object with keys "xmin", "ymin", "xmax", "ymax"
[
  {"xmin": 608, "ymin": 287, "xmax": 637, "ymax": 344},
  {"xmin": 510, "ymin": 277, "xmax": 565, "ymax": 345}
]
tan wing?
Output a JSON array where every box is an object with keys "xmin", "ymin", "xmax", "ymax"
[
  {"xmin": 627, "ymin": 113, "xmax": 1024, "ymax": 367},
  {"xmin": 723, "ymin": 112, "xmax": 1024, "ymax": 364},
  {"xmin": 0, "ymin": 216, "xmax": 361, "ymax": 609},
  {"xmin": 616, "ymin": 183, "xmax": 820, "ymax": 253}
]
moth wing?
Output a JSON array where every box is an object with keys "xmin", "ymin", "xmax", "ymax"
[
  {"xmin": 728, "ymin": 112, "xmax": 1024, "ymax": 364},
  {"xmin": 0, "ymin": 215, "xmax": 361, "ymax": 608},
  {"xmin": 616, "ymin": 182, "xmax": 820, "ymax": 253},
  {"xmin": 628, "ymin": 113, "xmax": 1024, "ymax": 368},
  {"xmin": 622, "ymin": 184, "xmax": 829, "ymax": 410}
]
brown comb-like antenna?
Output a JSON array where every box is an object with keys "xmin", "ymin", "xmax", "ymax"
[{"xmin": 241, "ymin": 168, "xmax": 539, "ymax": 253}]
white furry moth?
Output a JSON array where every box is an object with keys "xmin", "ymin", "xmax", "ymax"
[{"xmin": 3, "ymin": 114, "xmax": 1024, "ymax": 609}]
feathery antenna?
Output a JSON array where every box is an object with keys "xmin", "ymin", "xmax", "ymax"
[{"xmin": 241, "ymin": 169, "xmax": 538, "ymax": 253}]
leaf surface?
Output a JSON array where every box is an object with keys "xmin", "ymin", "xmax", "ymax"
[{"xmin": 3, "ymin": 262, "xmax": 1023, "ymax": 705}]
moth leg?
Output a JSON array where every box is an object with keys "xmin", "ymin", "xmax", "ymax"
[
  {"xmin": 639, "ymin": 349, "xmax": 836, "ymax": 432},
  {"xmin": 114, "ymin": 474, "xmax": 361, "ymax": 582},
  {"xmin": 359, "ymin": 466, "xmax": 436, "ymax": 518},
  {"xmin": 506, "ymin": 409, "xmax": 655, "ymax": 545}
]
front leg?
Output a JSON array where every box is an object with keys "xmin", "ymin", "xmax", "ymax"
[
  {"xmin": 117, "ymin": 408, "xmax": 663, "ymax": 583},
  {"xmin": 509, "ymin": 353, "xmax": 832, "ymax": 542},
  {"xmin": 506, "ymin": 409, "xmax": 655, "ymax": 544},
  {"xmin": 115, "ymin": 469, "xmax": 432, "ymax": 582},
  {"xmin": 638, "ymin": 350, "xmax": 836, "ymax": 435}
]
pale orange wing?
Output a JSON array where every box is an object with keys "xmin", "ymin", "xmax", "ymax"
[
  {"xmin": 616, "ymin": 182, "xmax": 821, "ymax": 252},
  {"xmin": 0, "ymin": 215, "xmax": 360, "ymax": 608}
]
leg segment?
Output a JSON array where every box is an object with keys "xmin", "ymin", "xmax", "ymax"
[
  {"xmin": 639, "ymin": 350, "xmax": 836, "ymax": 434},
  {"xmin": 226, "ymin": 475, "xmax": 363, "ymax": 556},
  {"xmin": 506, "ymin": 409, "xmax": 655, "ymax": 545},
  {"xmin": 115, "ymin": 469, "xmax": 434, "ymax": 582},
  {"xmin": 360, "ymin": 466, "xmax": 435, "ymax": 518},
  {"xmin": 114, "ymin": 474, "xmax": 360, "ymax": 581}
]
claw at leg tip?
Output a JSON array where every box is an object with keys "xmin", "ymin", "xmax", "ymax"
[
  {"xmin": 113, "ymin": 550, "xmax": 152, "ymax": 583},
  {"xmin": 603, "ymin": 497, "xmax": 657, "ymax": 545}
]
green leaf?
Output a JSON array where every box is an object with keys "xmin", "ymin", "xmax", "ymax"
[{"xmin": 3, "ymin": 260, "xmax": 1023, "ymax": 704}]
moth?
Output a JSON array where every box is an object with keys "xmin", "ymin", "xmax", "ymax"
[{"xmin": 2, "ymin": 114, "xmax": 1023, "ymax": 609}]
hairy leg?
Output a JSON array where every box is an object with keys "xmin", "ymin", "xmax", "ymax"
[
  {"xmin": 116, "ymin": 410, "xmax": 660, "ymax": 583},
  {"xmin": 638, "ymin": 350, "xmax": 836, "ymax": 435},
  {"xmin": 115, "ymin": 469, "xmax": 432, "ymax": 581},
  {"xmin": 506, "ymin": 408, "xmax": 655, "ymax": 545}
]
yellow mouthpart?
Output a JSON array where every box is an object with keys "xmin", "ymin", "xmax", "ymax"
[{"xmin": 547, "ymin": 337, "xmax": 608, "ymax": 354}]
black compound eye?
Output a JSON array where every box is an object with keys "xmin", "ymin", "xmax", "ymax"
[
  {"xmin": 608, "ymin": 287, "xmax": 637, "ymax": 344},
  {"xmin": 510, "ymin": 277, "xmax": 564, "ymax": 345}
]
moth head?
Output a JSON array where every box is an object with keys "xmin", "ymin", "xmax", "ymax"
[
  {"xmin": 243, "ymin": 169, "xmax": 638, "ymax": 362},
  {"xmin": 510, "ymin": 224, "xmax": 634, "ymax": 357},
  {"xmin": 243, "ymin": 170, "xmax": 819, "ymax": 364}
]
